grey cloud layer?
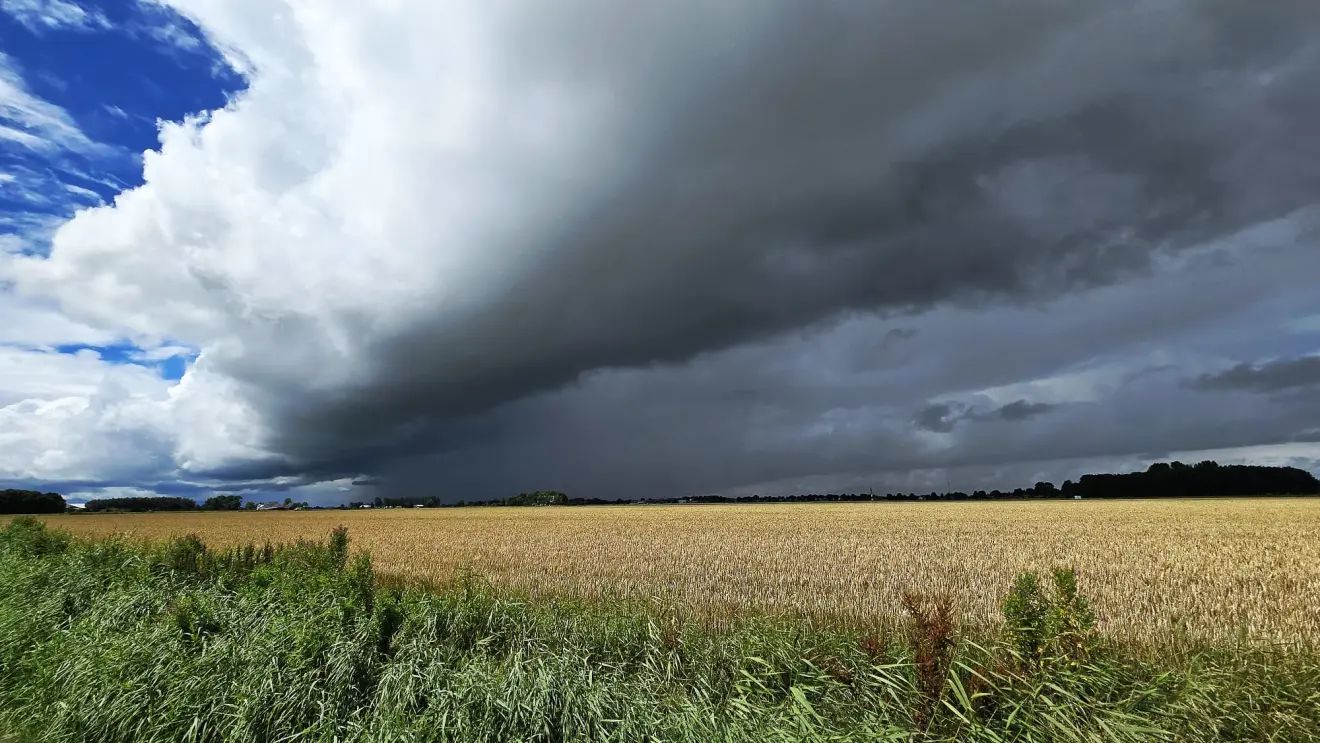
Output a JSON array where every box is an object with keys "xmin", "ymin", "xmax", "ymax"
[
  {"xmin": 1192, "ymin": 356, "xmax": 1320, "ymax": 392},
  {"xmin": 257, "ymin": 1, "xmax": 1320, "ymax": 478},
  {"xmin": 12, "ymin": 0, "xmax": 1320, "ymax": 501},
  {"xmin": 915, "ymin": 400, "xmax": 1058, "ymax": 433},
  {"xmin": 369, "ymin": 236, "xmax": 1320, "ymax": 500}
]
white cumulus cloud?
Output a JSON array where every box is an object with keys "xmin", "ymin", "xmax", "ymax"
[{"xmin": 0, "ymin": 346, "xmax": 173, "ymax": 482}]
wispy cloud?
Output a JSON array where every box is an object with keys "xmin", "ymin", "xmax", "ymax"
[
  {"xmin": 0, "ymin": 164, "xmax": 111, "ymax": 252},
  {"xmin": 0, "ymin": 51, "xmax": 106, "ymax": 156},
  {"xmin": 142, "ymin": 17, "xmax": 203, "ymax": 53},
  {"xmin": 129, "ymin": 1, "xmax": 211, "ymax": 60},
  {"xmin": 0, "ymin": 212, "xmax": 67, "ymax": 252},
  {"xmin": 0, "ymin": 52, "xmax": 133, "ymax": 255},
  {"xmin": 0, "ymin": 0, "xmax": 110, "ymax": 33},
  {"xmin": 62, "ymin": 183, "xmax": 101, "ymax": 203},
  {"xmin": 129, "ymin": 344, "xmax": 196, "ymax": 363},
  {"xmin": 0, "ymin": 122, "xmax": 47, "ymax": 149}
]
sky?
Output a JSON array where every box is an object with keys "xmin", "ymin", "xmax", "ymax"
[{"xmin": 2, "ymin": 0, "xmax": 1319, "ymax": 505}]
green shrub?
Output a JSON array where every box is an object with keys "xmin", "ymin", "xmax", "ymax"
[
  {"xmin": 0, "ymin": 515, "xmax": 70, "ymax": 557},
  {"xmin": 329, "ymin": 525, "xmax": 350, "ymax": 569},
  {"xmin": 1002, "ymin": 567, "xmax": 1097, "ymax": 670},
  {"xmin": 168, "ymin": 594, "xmax": 221, "ymax": 645},
  {"xmin": 1002, "ymin": 571, "xmax": 1049, "ymax": 664},
  {"xmin": 901, "ymin": 591, "xmax": 956, "ymax": 725},
  {"xmin": 1048, "ymin": 567, "xmax": 1097, "ymax": 665},
  {"xmin": 159, "ymin": 533, "xmax": 208, "ymax": 575},
  {"xmin": 342, "ymin": 551, "xmax": 375, "ymax": 624}
]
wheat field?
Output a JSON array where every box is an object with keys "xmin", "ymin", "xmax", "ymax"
[{"xmin": 15, "ymin": 499, "xmax": 1320, "ymax": 647}]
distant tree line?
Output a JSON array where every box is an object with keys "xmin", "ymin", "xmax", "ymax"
[
  {"xmin": 348, "ymin": 496, "xmax": 443, "ymax": 509},
  {"xmin": 369, "ymin": 491, "xmax": 573, "ymax": 509},
  {"xmin": 565, "ymin": 497, "xmax": 638, "ymax": 506},
  {"xmin": 84, "ymin": 496, "xmax": 199, "ymax": 513},
  {"xmin": 0, "ymin": 490, "xmax": 66, "ymax": 514},
  {"xmin": 503, "ymin": 491, "xmax": 569, "ymax": 506},
  {"xmin": 1066, "ymin": 461, "xmax": 1319, "ymax": 499},
  {"xmin": 350, "ymin": 491, "xmax": 572, "ymax": 509},
  {"xmin": 446, "ymin": 461, "xmax": 1319, "ymax": 507},
  {"xmin": 661, "ymin": 462, "xmax": 1319, "ymax": 504}
]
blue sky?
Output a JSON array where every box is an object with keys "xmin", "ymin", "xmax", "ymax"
[
  {"xmin": 1, "ymin": 0, "xmax": 237, "ymax": 390},
  {"xmin": 1, "ymin": 0, "xmax": 242, "ymax": 252}
]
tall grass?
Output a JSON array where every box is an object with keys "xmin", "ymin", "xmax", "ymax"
[{"xmin": 1, "ymin": 517, "xmax": 1316, "ymax": 742}]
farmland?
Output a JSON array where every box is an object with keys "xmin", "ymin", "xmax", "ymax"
[
  {"xmin": 16, "ymin": 498, "xmax": 1320, "ymax": 648},
  {"xmin": 4, "ymin": 504, "xmax": 1320, "ymax": 742}
]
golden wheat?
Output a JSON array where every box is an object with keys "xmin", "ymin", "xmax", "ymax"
[{"xmin": 12, "ymin": 499, "xmax": 1320, "ymax": 646}]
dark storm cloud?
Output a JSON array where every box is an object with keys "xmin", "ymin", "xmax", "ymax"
[
  {"xmin": 155, "ymin": 0, "xmax": 1320, "ymax": 501},
  {"xmin": 994, "ymin": 400, "xmax": 1057, "ymax": 422},
  {"xmin": 922, "ymin": 399, "xmax": 1062, "ymax": 430},
  {"xmin": 1190, "ymin": 356, "xmax": 1320, "ymax": 393},
  {"xmin": 371, "ymin": 350, "xmax": 1320, "ymax": 501},
  {"xmin": 884, "ymin": 328, "xmax": 918, "ymax": 344},
  {"xmin": 911, "ymin": 399, "xmax": 1054, "ymax": 434},
  {"xmin": 359, "ymin": 232, "xmax": 1320, "ymax": 501},
  {"xmin": 914, "ymin": 403, "xmax": 967, "ymax": 434},
  {"xmin": 262, "ymin": 1, "xmax": 1320, "ymax": 468}
]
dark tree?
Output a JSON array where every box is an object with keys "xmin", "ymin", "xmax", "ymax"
[
  {"xmin": 203, "ymin": 494, "xmax": 243, "ymax": 511},
  {"xmin": 84, "ymin": 497, "xmax": 198, "ymax": 512},
  {"xmin": 377, "ymin": 496, "xmax": 441, "ymax": 508},
  {"xmin": 1066, "ymin": 463, "xmax": 1320, "ymax": 500},
  {"xmin": 503, "ymin": 491, "xmax": 569, "ymax": 506},
  {"xmin": 0, "ymin": 490, "xmax": 66, "ymax": 514}
]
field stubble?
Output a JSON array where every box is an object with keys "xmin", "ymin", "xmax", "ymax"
[{"xmin": 18, "ymin": 499, "xmax": 1320, "ymax": 648}]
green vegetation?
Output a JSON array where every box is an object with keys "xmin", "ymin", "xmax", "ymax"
[
  {"xmin": 83, "ymin": 496, "xmax": 199, "ymax": 513},
  {"xmin": 503, "ymin": 490, "xmax": 570, "ymax": 506},
  {"xmin": 1, "ymin": 518, "xmax": 1316, "ymax": 742},
  {"xmin": 202, "ymin": 494, "xmax": 243, "ymax": 511},
  {"xmin": 0, "ymin": 489, "xmax": 65, "ymax": 514}
]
